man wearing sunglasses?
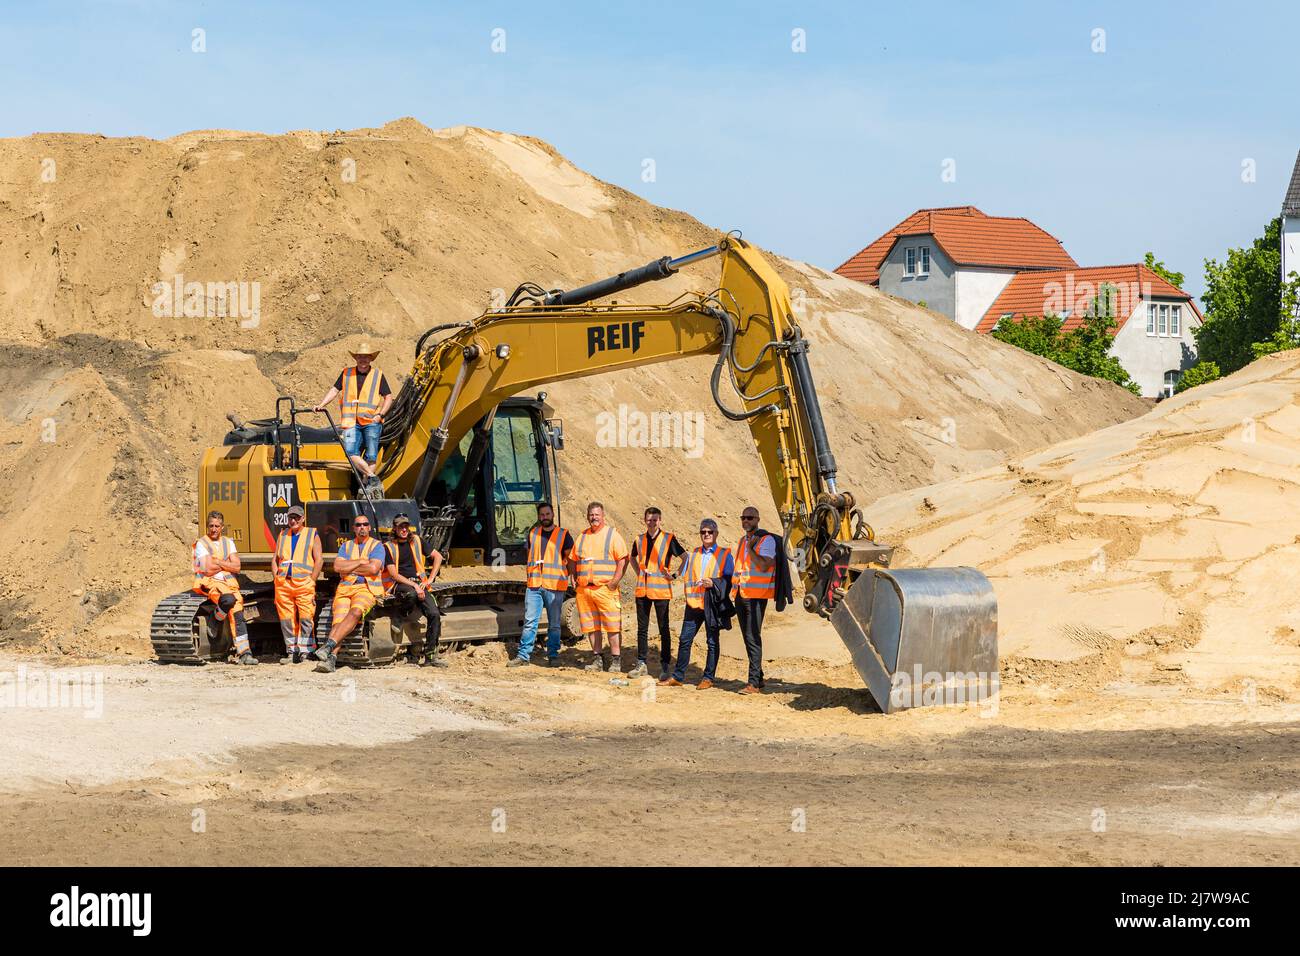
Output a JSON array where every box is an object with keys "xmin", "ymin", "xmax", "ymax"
[
  {"xmin": 314, "ymin": 514, "xmax": 386, "ymax": 673},
  {"xmin": 660, "ymin": 518, "xmax": 733, "ymax": 689},
  {"xmin": 733, "ymin": 507, "xmax": 778, "ymax": 694}
]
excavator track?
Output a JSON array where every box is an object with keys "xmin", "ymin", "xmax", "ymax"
[{"xmin": 149, "ymin": 591, "xmax": 213, "ymax": 664}]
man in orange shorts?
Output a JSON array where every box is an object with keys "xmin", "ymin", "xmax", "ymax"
[
  {"xmin": 192, "ymin": 510, "xmax": 256, "ymax": 665},
  {"xmin": 272, "ymin": 504, "xmax": 323, "ymax": 664},
  {"xmin": 571, "ymin": 501, "xmax": 629, "ymax": 673},
  {"xmin": 313, "ymin": 514, "xmax": 387, "ymax": 673}
]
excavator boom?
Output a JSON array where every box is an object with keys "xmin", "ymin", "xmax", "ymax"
[{"xmin": 370, "ymin": 235, "xmax": 998, "ymax": 712}]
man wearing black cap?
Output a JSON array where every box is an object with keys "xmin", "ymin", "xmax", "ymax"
[
  {"xmin": 272, "ymin": 504, "xmax": 323, "ymax": 664},
  {"xmin": 384, "ymin": 514, "xmax": 447, "ymax": 667}
]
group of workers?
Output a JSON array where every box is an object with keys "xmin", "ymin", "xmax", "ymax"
[
  {"xmin": 190, "ymin": 497, "xmax": 787, "ymax": 692},
  {"xmin": 191, "ymin": 505, "xmax": 446, "ymax": 673},
  {"xmin": 515, "ymin": 500, "xmax": 789, "ymax": 694},
  {"xmin": 188, "ymin": 345, "xmax": 788, "ymax": 690}
]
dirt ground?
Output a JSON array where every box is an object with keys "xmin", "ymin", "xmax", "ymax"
[{"xmin": 3, "ymin": 615, "xmax": 1297, "ymax": 866}]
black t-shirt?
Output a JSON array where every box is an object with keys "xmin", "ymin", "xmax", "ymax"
[
  {"xmin": 632, "ymin": 530, "xmax": 686, "ymax": 561},
  {"xmin": 335, "ymin": 369, "xmax": 391, "ymax": 396}
]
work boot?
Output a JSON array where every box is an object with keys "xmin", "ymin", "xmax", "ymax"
[
  {"xmin": 627, "ymin": 661, "xmax": 648, "ymax": 679},
  {"xmin": 583, "ymin": 657, "xmax": 605, "ymax": 673},
  {"xmin": 313, "ymin": 640, "xmax": 336, "ymax": 663},
  {"xmin": 507, "ymin": 656, "xmax": 530, "ymax": 668},
  {"xmin": 314, "ymin": 654, "xmax": 337, "ymax": 674},
  {"xmin": 607, "ymin": 656, "xmax": 623, "ymax": 675},
  {"xmin": 547, "ymin": 656, "xmax": 560, "ymax": 667},
  {"xmin": 237, "ymin": 652, "xmax": 258, "ymax": 666},
  {"xmin": 423, "ymin": 653, "xmax": 449, "ymax": 668}
]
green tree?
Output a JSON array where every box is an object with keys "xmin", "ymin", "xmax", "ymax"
[
  {"xmin": 991, "ymin": 294, "xmax": 1141, "ymax": 395},
  {"xmin": 1195, "ymin": 217, "xmax": 1290, "ymax": 374},
  {"xmin": 1143, "ymin": 252, "xmax": 1185, "ymax": 290},
  {"xmin": 1174, "ymin": 360, "xmax": 1220, "ymax": 393}
]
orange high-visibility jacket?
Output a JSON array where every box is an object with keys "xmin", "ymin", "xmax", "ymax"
[
  {"xmin": 635, "ymin": 531, "xmax": 677, "ymax": 599},
  {"xmin": 274, "ymin": 527, "xmax": 318, "ymax": 583},
  {"xmin": 574, "ymin": 525, "xmax": 626, "ymax": 587},
  {"xmin": 339, "ymin": 365, "xmax": 385, "ymax": 428},
  {"xmin": 733, "ymin": 533, "xmax": 777, "ymax": 600},
  {"xmin": 339, "ymin": 537, "xmax": 386, "ymax": 596},
  {"xmin": 684, "ymin": 546, "xmax": 732, "ymax": 609},
  {"xmin": 381, "ymin": 534, "xmax": 426, "ymax": 593},
  {"xmin": 193, "ymin": 536, "xmax": 237, "ymax": 588},
  {"xmin": 526, "ymin": 525, "xmax": 570, "ymax": 592}
]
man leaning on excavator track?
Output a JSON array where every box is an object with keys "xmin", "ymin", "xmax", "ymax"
[{"xmin": 192, "ymin": 510, "xmax": 256, "ymax": 665}]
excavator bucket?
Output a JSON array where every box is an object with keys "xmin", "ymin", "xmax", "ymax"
[{"xmin": 831, "ymin": 567, "xmax": 998, "ymax": 714}]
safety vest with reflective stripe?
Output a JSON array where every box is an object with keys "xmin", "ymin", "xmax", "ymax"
[
  {"xmin": 574, "ymin": 525, "xmax": 621, "ymax": 587},
  {"xmin": 339, "ymin": 537, "xmax": 386, "ymax": 596},
  {"xmin": 734, "ymin": 533, "xmax": 776, "ymax": 600},
  {"xmin": 274, "ymin": 527, "xmax": 317, "ymax": 583},
  {"xmin": 381, "ymin": 534, "xmax": 426, "ymax": 594},
  {"xmin": 193, "ymin": 536, "xmax": 236, "ymax": 588},
  {"xmin": 339, "ymin": 365, "xmax": 385, "ymax": 429},
  {"xmin": 684, "ymin": 546, "xmax": 732, "ymax": 609},
  {"xmin": 635, "ymin": 531, "xmax": 676, "ymax": 599},
  {"xmin": 526, "ymin": 525, "xmax": 570, "ymax": 592}
]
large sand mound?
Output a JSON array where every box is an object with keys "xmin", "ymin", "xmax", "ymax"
[
  {"xmin": 0, "ymin": 119, "xmax": 1145, "ymax": 655},
  {"xmin": 869, "ymin": 350, "xmax": 1300, "ymax": 701}
]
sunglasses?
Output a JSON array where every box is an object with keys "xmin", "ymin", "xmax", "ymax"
[
  {"xmin": 699, "ymin": 530, "xmax": 716, "ymax": 535},
  {"xmin": 354, "ymin": 522, "xmax": 370, "ymax": 528}
]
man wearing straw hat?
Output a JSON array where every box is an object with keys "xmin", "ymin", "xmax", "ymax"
[{"xmin": 315, "ymin": 342, "xmax": 393, "ymax": 494}]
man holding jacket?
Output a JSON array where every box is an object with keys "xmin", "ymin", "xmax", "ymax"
[{"xmin": 661, "ymin": 518, "xmax": 733, "ymax": 690}]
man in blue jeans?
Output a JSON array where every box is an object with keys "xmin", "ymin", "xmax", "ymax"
[
  {"xmin": 315, "ymin": 343, "xmax": 392, "ymax": 494},
  {"xmin": 661, "ymin": 518, "xmax": 733, "ymax": 689},
  {"xmin": 509, "ymin": 503, "xmax": 574, "ymax": 667}
]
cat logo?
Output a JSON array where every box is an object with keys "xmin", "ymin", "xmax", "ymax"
[{"xmin": 263, "ymin": 477, "xmax": 303, "ymax": 537}]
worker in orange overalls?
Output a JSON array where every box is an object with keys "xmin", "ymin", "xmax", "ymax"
[
  {"xmin": 272, "ymin": 504, "xmax": 323, "ymax": 664},
  {"xmin": 571, "ymin": 501, "xmax": 629, "ymax": 674},
  {"xmin": 630, "ymin": 506, "xmax": 687, "ymax": 680},
  {"xmin": 192, "ymin": 510, "xmax": 256, "ymax": 665},
  {"xmin": 732, "ymin": 506, "xmax": 778, "ymax": 695},
  {"xmin": 312, "ymin": 514, "xmax": 387, "ymax": 673}
]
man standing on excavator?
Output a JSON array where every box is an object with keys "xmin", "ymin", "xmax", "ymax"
[
  {"xmin": 313, "ymin": 515, "xmax": 387, "ymax": 673},
  {"xmin": 571, "ymin": 501, "xmax": 629, "ymax": 673},
  {"xmin": 314, "ymin": 343, "xmax": 393, "ymax": 495},
  {"xmin": 192, "ymin": 511, "xmax": 256, "ymax": 665}
]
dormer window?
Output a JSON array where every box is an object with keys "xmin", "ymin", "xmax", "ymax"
[{"xmin": 905, "ymin": 248, "xmax": 917, "ymax": 275}]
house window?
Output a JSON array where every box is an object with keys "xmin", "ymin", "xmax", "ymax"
[
  {"xmin": 1158, "ymin": 304, "xmax": 1168, "ymax": 335},
  {"xmin": 1162, "ymin": 370, "xmax": 1180, "ymax": 399},
  {"xmin": 1170, "ymin": 305, "xmax": 1181, "ymax": 336},
  {"xmin": 1147, "ymin": 304, "xmax": 1156, "ymax": 336},
  {"xmin": 919, "ymin": 246, "xmax": 931, "ymax": 276},
  {"xmin": 905, "ymin": 248, "xmax": 916, "ymax": 276}
]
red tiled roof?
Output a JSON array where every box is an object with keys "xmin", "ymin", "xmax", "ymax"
[
  {"xmin": 834, "ymin": 206, "xmax": 1077, "ymax": 283},
  {"xmin": 974, "ymin": 265, "xmax": 1202, "ymax": 334}
]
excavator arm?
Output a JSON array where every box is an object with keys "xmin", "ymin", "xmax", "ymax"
[{"xmin": 376, "ymin": 235, "xmax": 997, "ymax": 711}]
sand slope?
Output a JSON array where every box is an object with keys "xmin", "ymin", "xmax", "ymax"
[
  {"xmin": 868, "ymin": 350, "xmax": 1300, "ymax": 700},
  {"xmin": 0, "ymin": 119, "xmax": 1145, "ymax": 654}
]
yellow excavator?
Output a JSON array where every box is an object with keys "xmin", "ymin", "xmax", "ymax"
[{"xmin": 150, "ymin": 234, "xmax": 997, "ymax": 712}]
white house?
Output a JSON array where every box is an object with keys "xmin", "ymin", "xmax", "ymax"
[
  {"xmin": 1283, "ymin": 150, "xmax": 1300, "ymax": 314},
  {"xmin": 974, "ymin": 265, "xmax": 1202, "ymax": 398},
  {"xmin": 835, "ymin": 206, "xmax": 1202, "ymax": 398}
]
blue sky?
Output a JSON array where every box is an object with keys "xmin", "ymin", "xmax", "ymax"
[{"xmin": 3, "ymin": 1, "xmax": 1297, "ymax": 301}]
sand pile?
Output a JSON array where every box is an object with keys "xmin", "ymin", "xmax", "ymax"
[
  {"xmin": 0, "ymin": 119, "xmax": 1145, "ymax": 655},
  {"xmin": 867, "ymin": 350, "xmax": 1300, "ymax": 700}
]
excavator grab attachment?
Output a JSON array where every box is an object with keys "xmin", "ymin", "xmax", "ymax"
[{"xmin": 831, "ymin": 567, "xmax": 998, "ymax": 713}]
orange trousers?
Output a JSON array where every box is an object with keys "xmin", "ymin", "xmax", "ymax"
[
  {"xmin": 193, "ymin": 577, "xmax": 249, "ymax": 654},
  {"xmin": 274, "ymin": 576, "xmax": 316, "ymax": 653}
]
